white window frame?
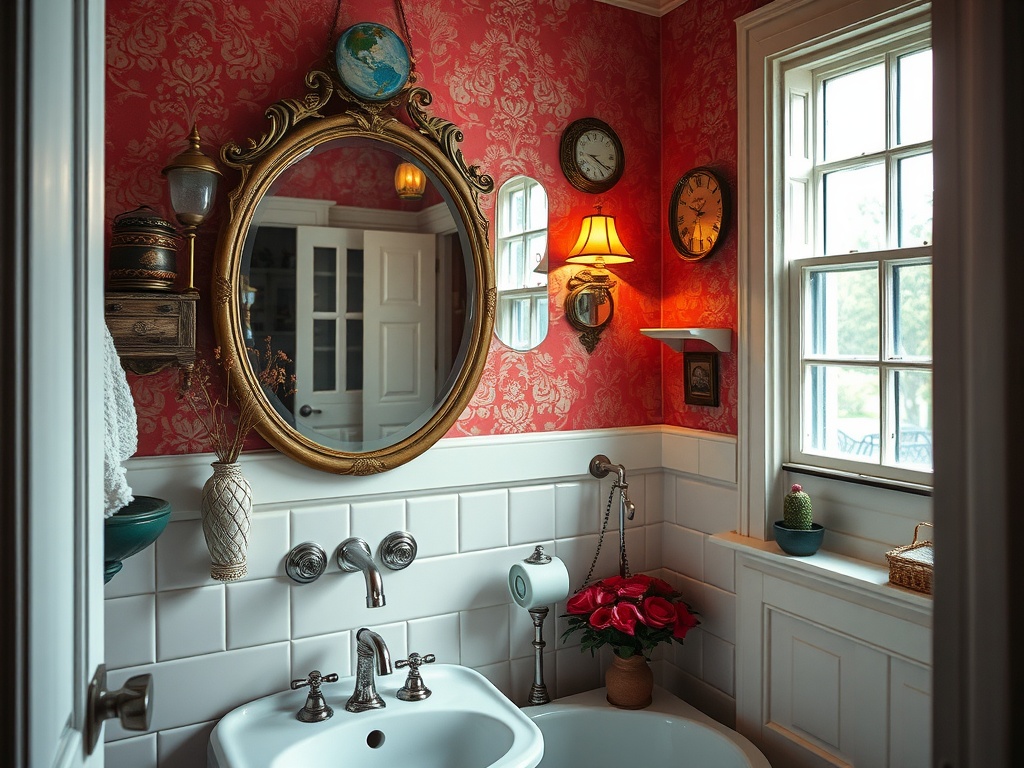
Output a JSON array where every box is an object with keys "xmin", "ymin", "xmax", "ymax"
[
  {"xmin": 785, "ymin": 31, "xmax": 933, "ymax": 485},
  {"xmin": 737, "ymin": 0, "xmax": 933, "ymax": 548}
]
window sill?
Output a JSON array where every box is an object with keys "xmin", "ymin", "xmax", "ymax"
[{"xmin": 712, "ymin": 531, "xmax": 933, "ymax": 615}]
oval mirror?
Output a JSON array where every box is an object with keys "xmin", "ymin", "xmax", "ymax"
[
  {"xmin": 494, "ymin": 176, "xmax": 548, "ymax": 350},
  {"xmin": 214, "ymin": 73, "xmax": 494, "ymax": 474}
]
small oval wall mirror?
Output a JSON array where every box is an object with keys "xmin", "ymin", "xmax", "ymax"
[{"xmin": 494, "ymin": 176, "xmax": 548, "ymax": 351}]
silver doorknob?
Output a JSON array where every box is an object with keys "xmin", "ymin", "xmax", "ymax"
[
  {"xmin": 299, "ymin": 404, "xmax": 322, "ymax": 417},
  {"xmin": 85, "ymin": 664, "xmax": 153, "ymax": 754}
]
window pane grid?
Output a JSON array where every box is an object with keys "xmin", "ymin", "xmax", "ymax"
[
  {"xmin": 780, "ymin": 16, "xmax": 933, "ymax": 485},
  {"xmin": 811, "ymin": 43, "xmax": 931, "ymax": 259},
  {"xmin": 496, "ymin": 174, "xmax": 549, "ymax": 351}
]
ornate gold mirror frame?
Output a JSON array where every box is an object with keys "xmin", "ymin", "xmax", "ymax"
[{"xmin": 213, "ymin": 67, "xmax": 495, "ymax": 474}]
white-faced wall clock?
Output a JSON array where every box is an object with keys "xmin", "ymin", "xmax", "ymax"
[{"xmin": 559, "ymin": 118, "xmax": 624, "ymax": 194}]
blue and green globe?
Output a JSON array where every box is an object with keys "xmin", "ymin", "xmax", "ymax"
[{"xmin": 335, "ymin": 23, "xmax": 411, "ymax": 102}]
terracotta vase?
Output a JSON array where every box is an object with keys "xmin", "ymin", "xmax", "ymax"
[
  {"xmin": 605, "ymin": 652, "xmax": 653, "ymax": 709},
  {"xmin": 200, "ymin": 461, "xmax": 252, "ymax": 582}
]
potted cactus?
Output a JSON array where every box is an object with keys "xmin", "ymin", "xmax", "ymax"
[{"xmin": 773, "ymin": 484, "xmax": 824, "ymax": 556}]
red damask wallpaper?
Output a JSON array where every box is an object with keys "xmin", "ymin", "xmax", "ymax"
[
  {"xmin": 660, "ymin": 0, "xmax": 768, "ymax": 434},
  {"xmin": 105, "ymin": 0, "xmax": 757, "ymax": 458}
]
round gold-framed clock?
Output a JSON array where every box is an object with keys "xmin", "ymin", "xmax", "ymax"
[
  {"xmin": 559, "ymin": 118, "xmax": 624, "ymax": 194},
  {"xmin": 669, "ymin": 166, "xmax": 728, "ymax": 261}
]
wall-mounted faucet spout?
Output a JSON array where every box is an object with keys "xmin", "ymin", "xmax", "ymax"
[
  {"xmin": 588, "ymin": 454, "xmax": 637, "ymax": 578},
  {"xmin": 337, "ymin": 538, "xmax": 385, "ymax": 608}
]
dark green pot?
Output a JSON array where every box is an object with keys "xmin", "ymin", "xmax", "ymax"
[
  {"xmin": 773, "ymin": 520, "xmax": 825, "ymax": 556},
  {"xmin": 104, "ymin": 496, "xmax": 172, "ymax": 583}
]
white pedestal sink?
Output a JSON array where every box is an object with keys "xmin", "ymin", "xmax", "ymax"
[{"xmin": 208, "ymin": 664, "xmax": 543, "ymax": 768}]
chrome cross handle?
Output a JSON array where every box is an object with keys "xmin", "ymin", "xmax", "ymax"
[
  {"xmin": 396, "ymin": 652, "xmax": 436, "ymax": 701},
  {"xmin": 290, "ymin": 669, "xmax": 339, "ymax": 723}
]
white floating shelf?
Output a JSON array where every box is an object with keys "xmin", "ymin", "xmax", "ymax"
[{"xmin": 640, "ymin": 327, "xmax": 733, "ymax": 353}]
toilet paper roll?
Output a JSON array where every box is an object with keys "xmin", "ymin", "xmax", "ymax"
[{"xmin": 508, "ymin": 555, "xmax": 570, "ymax": 609}]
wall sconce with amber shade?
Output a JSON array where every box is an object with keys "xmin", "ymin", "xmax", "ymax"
[
  {"xmin": 564, "ymin": 206, "xmax": 633, "ymax": 353},
  {"xmin": 395, "ymin": 161, "xmax": 427, "ymax": 200},
  {"xmin": 162, "ymin": 124, "xmax": 223, "ymax": 293}
]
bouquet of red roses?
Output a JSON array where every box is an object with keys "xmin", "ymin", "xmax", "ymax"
[{"xmin": 561, "ymin": 574, "xmax": 699, "ymax": 659}]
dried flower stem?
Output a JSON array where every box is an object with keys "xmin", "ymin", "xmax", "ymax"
[{"xmin": 181, "ymin": 336, "xmax": 296, "ymax": 463}]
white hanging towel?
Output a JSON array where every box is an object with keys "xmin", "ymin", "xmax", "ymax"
[{"xmin": 103, "ymin": 324, "xmax": 138, "ymax": 517}]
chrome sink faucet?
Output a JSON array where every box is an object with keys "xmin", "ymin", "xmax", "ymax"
[
  {"xmin": 337, "ymin": 538, "xmax": 385, "ymax": 608},
  {"xmin": 345, "ymin": 628, "xmax": 393, "ymax": 712}
]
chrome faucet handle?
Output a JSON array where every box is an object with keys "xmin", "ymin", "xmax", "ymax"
[
  {"xmin": 290, "ymin": 670, "xmax": 339, "ymax": 723},
  {"xmin": 396, "ymin": 652, "xmax": 436, "ymax": 701}
]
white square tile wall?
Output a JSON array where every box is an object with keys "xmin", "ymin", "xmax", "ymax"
[
  {"xmin": 407, "ymin": 613, "xmax": 460, "ymax": 663},
  {"xmin": 107, "ymin": 429, "xmax": 740, "ymax": 767},
  {"xmin": 350, "ymin": 499, "xmax": 405, "ymax": 550},
  {"xmin": 105, "ymin": 732, "xmax": 156, "ymax": 768},
  {"xmin": 155, "ymin": 586, "xmax": 225, "ymax": 661},
  {"xmin": 105, "ymin": 594, "xmax": 155, "ymax": 669},
  {"xmin": 289, "ymin": 502, "xmax": 350, "ymax": 564},
  {"xmin": 226, "ymin": 578, "xmax": 291, "ymax": 649},
  {"xmin": 508, "ymin": 485, "xmax": 555, "ymax": 545},
  {"xmin": 459, "ymin": 489, "xmax": 509, "ymax": 552},
  {"xmin": 291, "ymin": 630, "xmax": 352, "ymax": 680},
  {"xmin": 460, "ymin": 604, "xmax": 510, "ymax": 668},
  {"xmin": 407, "ymin": 495, "xmax": 459, "ymax": 558}
]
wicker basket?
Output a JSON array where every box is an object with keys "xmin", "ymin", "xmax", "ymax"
[{"xmin": 885, "ymin": 522, "xmax": 933, "ymax": 594}]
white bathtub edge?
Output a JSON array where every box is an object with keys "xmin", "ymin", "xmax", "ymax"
[{"xmin": 523, "ymin": 685, "xmax": 771, "ymax": 768}]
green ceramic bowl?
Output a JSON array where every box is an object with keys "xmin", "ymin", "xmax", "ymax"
[
  {"xmin": 773, "ymin": 520, "xmax": 825, "ymax": 556},
  {"xmin": 104, "ymin": 496, "xmax": 172, "ymax": 583}
]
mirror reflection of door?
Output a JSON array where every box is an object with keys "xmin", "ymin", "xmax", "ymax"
[
  {"xmin": 294, "ymin": 226, "xmax": 364, "ymax": 441},
  {"xmin": 250, "ymin": 224, "xmax": 438, "ymax": 445},
  {"xmin": 362, "ymin": 230, "xmax": 436, "ymax": 440},
  {"xmin": 495, "ymin": 176, "xmax": 548, "ymax": 350}
]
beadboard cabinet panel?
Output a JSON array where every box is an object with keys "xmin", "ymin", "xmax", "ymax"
[{"xmin": 735, "ymin": 552, "xmax": 932, "ymax": 768}]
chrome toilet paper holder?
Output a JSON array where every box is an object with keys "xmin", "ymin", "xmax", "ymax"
[{"xmin": 511, "ymin": 545, "xmax": 563, "ymax": 706}]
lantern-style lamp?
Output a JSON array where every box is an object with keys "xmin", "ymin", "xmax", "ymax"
[
  {"xmin": 162, "ymin": 124, "xmax": 223, "ymax": 293},
  {"xmin": 395, "ymin": 161, "xmax": 427, "ymax": 200}
]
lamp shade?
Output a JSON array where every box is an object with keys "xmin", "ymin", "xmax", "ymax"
[
  {"xmin": 533, "ymin": 248, "xmax": 549, "ymax": 274},
  {"xmin": 161, "ymin": 124, "xmax": 222, "ymax": 227},
  {"xmin": 565, "ymin": 209, "xmax": 633, "ymax": 266},
  {"xmin": 395, "ymin": 161, "xmax": 427, "ymax": 200}
]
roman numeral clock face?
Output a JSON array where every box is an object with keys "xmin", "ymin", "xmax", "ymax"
[{"xmin": 670, "ymin": 167, "xmax": 728, "ymax": 261}]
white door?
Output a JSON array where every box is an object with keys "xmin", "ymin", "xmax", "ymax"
[
  {"xmin": 6, "ymin": 0, "xmax": 107, "ymax": 765},
  {"xmin": 362, "ymin": 231, "xmax": 437, "ymax": 441},
  {"xmin": 294, "ymin": 226, "xmax": 364, "ymax": 441}
]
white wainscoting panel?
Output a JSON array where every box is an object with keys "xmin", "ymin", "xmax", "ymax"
[
  {"xmin": 105, "ymin": 427, "xmax": 743, "ymax": 767},
  {"xmin": 731, "ymin": 543, "xmax": 933, "ymax": 768},
  {"xmin": 101, "ymin": 425, "xmax": 936, "ymax": 768}
]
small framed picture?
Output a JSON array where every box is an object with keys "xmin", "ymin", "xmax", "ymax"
[{"xmin": 684, "ymin": 352, "xmax": 719, "ymax": 407}]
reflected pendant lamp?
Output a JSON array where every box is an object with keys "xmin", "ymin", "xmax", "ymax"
[{"xmin": 395, "ymin": 162, "xmax": 427, "ymax": 200}]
